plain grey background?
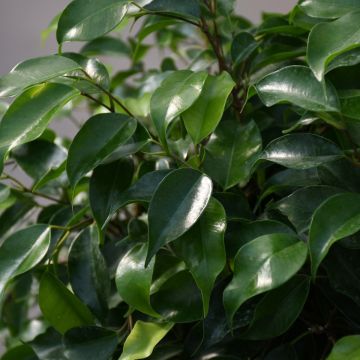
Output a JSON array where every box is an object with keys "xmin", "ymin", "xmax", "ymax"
[{"xmin": 0, "ymin": 0, "xmax": 297, "ymax": 75}]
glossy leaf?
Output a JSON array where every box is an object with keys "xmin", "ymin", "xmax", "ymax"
[
  {"xmin": 327, "ymin": 335, "xmax": 360, "ymax": 360},
  {"xmin": 150, "ymin": 70, "xmax": 207, "ymax": 145},
  {"xmin": 173, "ymin": 198, "xmax": 226, "ymax": 315},
  {"xmin": 39, "ymin": 272, "xmax": 95, "ymax": 334},
  {"xmin": 300, "ymin": 0, "xmax": 360, "ymax": 19},
  {"xmin": 0, "ymin": 225, "xmax": 50, "ymax": 299},
  {"xmin": 231, "ymin": 32, "xmax": 258, "ymax": 66},
  {"xmin": 255, "ymin": 65, "xmax": 340, "ymax": 112},
  {"xmin": 203, "ymin": 119, "xmax": 262, "ymax": 189},
  {"xmin": 144, "ymin": 0, "xmax": 201, "ymax": 20},
  {"xmin": 147, "ymin": 168, "xmax": 212, "ymax": 265},
  {"xmin": 81, "ymin": 36, "xmax": 130, "ymax": 56},
  {"xmin": 223, "ymin": 233, "xmax": 308, "ymax": 324},
  {"xmin": 57, "ymin": 0, "xmax": 129, "ymax": 43},
  {"xmin": 243, "ymin": 276, "xmax": 310, "ymax": 339},
  {"xmin": 89, "ymin": 158, "xmax": 134, "ymax": 229},
  {"xmin": 66, "ymin": 113, "xmax": 136, "ymax": 188},
  {"xmin": 308, "ymin": 10, "xmax": 360, "ymax": 81},
  {"xmin": 259, "ymin": 134, "xmax": 343, "ymax": 169},
  {"xmin": 182, "ymin": 72, "xmax": 235, "ymax": 144},
  {"xmin": 0, "ymin": 83, "xmax": 79, "ymax": 150},
  {"xmin": 68, "ymin": 227, "xmax": 111, "ymax": 319},
  {"xmin": 64, "ymin": 326, "xmax": 118, "ymax": 360},
  {"xmin": 115, "ymin": 243, "xmax": 158, "ymax": 317},
  {"xmin": 309, "ymin": 192, "xmax": 360, "ymax": 277},
  {"xmin": 119, "ymin": 321, "xmax": 174, "ymax": 360},
  {"xmin": 0, "ymin": 55, "xmax": 80, "ymax": 98}
]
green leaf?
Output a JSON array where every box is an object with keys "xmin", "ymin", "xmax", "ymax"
[
  {"xmin": 64, "ymin": 326, "xmax": 118, "ymax": 360},
  {"xmin": 116, "ymin": 243, "xmax": 158, "ymax": 317},
  {"xmin": 0, "ymin": 83, "xmax": 79, "ymax": 150},
  {"xmin": 259, "ymin": 134, "xmax": 343, "ymax": 169},
  {"xmin": 147, "ymin": 168, "xmax": 212, "ymax": 265},
  {"xmin": 150, "ymin": 70, "xmax": 207, "ymax": 145},
  {"xmin": 68, "ymin": 227, "xmax": 111, "ymax": 319},
  {"xmin": 89, "ymin": 158, "xmax": 134, "ymax": 229},
  {"xmin": 309, "ymin": 192, "xmax": 360, "ymax": 278},
  {"xmin": 0, "ymin": 55, "xmax": 80, "ymax": 98},
  {"xmin": 271, "ymin": 185, "xmax": 343, "ymax": 234},
  {"xmin": 182, "ymin": 72, "xmax": 235, "ymax": 144},
  {"xmin": 56, "ymin": 0, "xmax": 129, "ymax": 43},
  {"xmin": 39, "ymin": 272, "xmax": 95, "ymax": 334},
  {"xmin": 0, "ymin": 225, "xmax": 50, "ymax": 299},
  {"xmin": 81, "ymin": 36, "xmax": 130, "ymax": 57},
  {"xmin": 339, "ymin": 89, "xmax": 360, "ymax": 120},
  {"xmin": 119, "ymin": 321, "xmax": 174, "ymax": 360},
  {"xmin": 1, "ymin": 345, "xmax": 38, "ymax": 360},
  {"xmin": 144, "ymin": 0, "xmax": 201, "ymax": 20},
  {"xmin": 98, "ymin": 169, "xmax": 172, "ymax": 229},
  {"xmin": 223, "ymin": 233, "xmax": 308, "ymax": 325},
  {"xmin": 327, "ymin": 335, "xmax": 360, "ymax": 360},
  {"xmin": 255, "ymin": 65, "xmax": 340, "ymax": 112},
  {"xmin": 11, "ymin": 140, "xmax": 67, "ymax": 181},
  {"xmin": 173, "ymin": 198, "xmax": 226, "ymax": 315},
  {"xmin": 300, "ymin": 0, "xmax": 360, "ymax": 19},
  {"xmin": 308, "ymin": 10, "xmax": 360, "ymax": 81},
  {"xmin": 203, "ymin": 119, "xmax": 262, "ymax": 189},
  {"xmin": 66, "ymin": 113, "xmax": 136, "ymax": 188},
  {"xmin": 231, "ymin": 32, "xmax": 258, "ymax": 66},
  {"xmin": 243, "ymin": 276, "xmax": 310, "ymax": 339}
]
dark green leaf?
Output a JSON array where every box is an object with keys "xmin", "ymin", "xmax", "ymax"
[
  {"xmin": 327, "ymin": 335, "xmax": 360, "ymax": 360},
  {"xmin": 307, "ymin": 10, "xmax": 360, "ymax": 81},
  {"xmin": 300, "ymin": 0, "xmax": 360, "ymax": 19},
  {"xmin": 64, "ymin": 326, "xmax": 118, "ymax": 360},
  {"xmin": 309, "ymin": 192, "xmax": 360, "ymax": 277},
  {"xmin": 173, "ymin": 198, "xmax": 226, "ymax": 315},
  {"xmin": 57, "ymin": 0, "xmax": 129, "ymax": 43},
  {"xmin": 39, "ymin": 272, "xmax": 95, "ymax": 334},
  {"xmin": 144, "ymin": 0, "xmax": 201, "ymax": 20},
  {"xmin": 231, "ymin": 32, "xmax": 258, "ymax": 66},
  {"xmin": 0, "ymin": 55, "xmax": 80, "ymax": 98},
  {"xmin": 81, "ymin": 36, "xmax": 130, "ymax": 57},
  {"xmin": 182, "ymin": 72, "xmax": 235, "ymax": 144},
  {"xmin": 150, "ymin": 70, "xmax": 207, "ymax": 145},
  {"xmin": 147, "ymin": 168, "xmax": 212, "ymax": 265},
  {"xmin": 255, "ymin": 65, "xmax": 340, "ymax": 112},
  {"xmin": 119, "ymin": 321, "xmax": 174, "ymax": 360},
  {"xmin": 68, "ymin": 227, "xmax": 111, "ymax": 319},
  {"xmin": 0, "ymin": 83, "xmax": 79, "ymax": 150},
  {"xmin": 66, "ymin": 113, "xmax": 136, "ymax": 188},
  {"xmin": 89, "ymin": 158, "xmax": 134, "ymax": 229},
  {"xmin": 0, "ymin": 225, "xmax": 50, "ymax": 298},
  {"xmin": 259, "ymin": 134, "xmax": 343, "ymax": 169},
  {"xmin": 243, "ymin": 276, "xmax": 310, "ymax": 339},
  {"xmin": 203, "ymin": 119, "xmax": 261, "ymax": 189},
  {"xmin": 1, "ymin": 345, "xmax": 38, "ymax": 360},
  {"xmin": 223, "ymin": 233, "xmax": 308, "ymax": 324}
]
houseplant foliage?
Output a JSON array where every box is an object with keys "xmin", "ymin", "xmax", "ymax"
[{"xmin": 2, "ymin": 0, "xmax": 360, "ymax": 358}]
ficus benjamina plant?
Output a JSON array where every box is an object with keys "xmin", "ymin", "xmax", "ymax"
[{"xmin": 2, "ymin": 0, "xmax": 360, "ymax": 359}]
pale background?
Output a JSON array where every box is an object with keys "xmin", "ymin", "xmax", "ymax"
[{"xmin": 0, "ymin": 0, "xmax": 297, "ymax": 75}]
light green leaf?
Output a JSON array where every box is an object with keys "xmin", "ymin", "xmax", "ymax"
[
  {"xmin": 308, "ymin": 10, "xmax": 360, "ymax": 81},
  {"xmin": 182, "ymin": 72, "xmax": 235, "ymax": 144},
  {"xmin": 150, "ymin": 70, "xmax": 207, "ymax": 145},
  {"xmin": 119, "ymin": 321, "xmax": 173, "ymax": 360},
  {"xmin": 57, "ymin": 0, "xmax": 129, "ymax": 43},
  {"xmin": 173, "ymin": 198, "xmax": 226, "ymax": 315},
  {"xmin": 300, "ymin": 0, "xmax": 360, "ymax": 19},
  {"xmin": 327, "ymin": 335, "xmax": 360, "ymax": 360},
  {"xmin": 259, "ymin": 134, "xmax": 343, "ymax": 169},
  {"xmin": 116, "ymin": 243, "xmax": 158, "ymax": 317},
  {"xmin": 0, "ymin": 55, "xmax": 80, "ymax": 98},
  {"xmin": 147, "ymin": 168, "xmax": 212, "ymax": 265},
  {"xmin": 39, "ymin": 272, "xmax": 95, "ymax": 334},
  {"xmin": 255, "ymin": 65, "xmax": 340, "ymax": 112},
  {"xmin": 223, "ymin": 233, "xmax": 308, "ymax": 325},
  {"xmin": 68, "ymin": 227, "xmax": 111, "ymax": 319},
  {"xmin": 66, "ymin": 113, "xmax": 137, "ymax": 188},
  {"xmin": 203, "ymin": 119, "xmax": 262, "ymax": 189},
  {"xmin": 0, "ymin": 83, "xmax": 79, "ymax": 150},
  {"xmin": 309, "ymin": 192, "xmax": 360, "ymax": 278},
  {"xmin": 0, "ymin": 225, "xmax": 50, "ymax": 299}
]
